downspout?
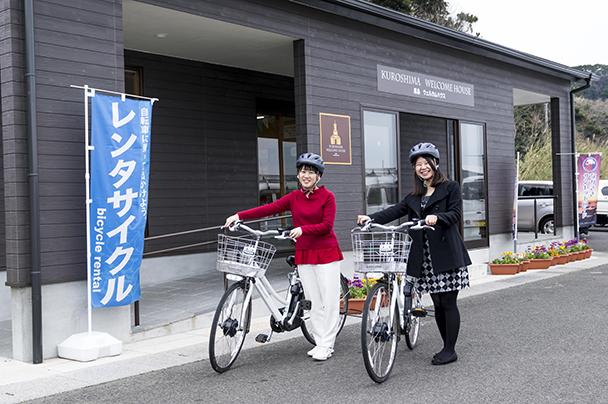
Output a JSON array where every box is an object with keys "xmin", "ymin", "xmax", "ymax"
[
  {"xmin": 24, "ymin": 0, "xmax": 43, "ymax": 364},
  {"xmin": 569, "ymin": 73, "xmax": 592, "ymax": 240}
]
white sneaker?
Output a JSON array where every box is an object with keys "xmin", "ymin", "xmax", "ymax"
[
  {"xmin": 312, "ymin": 347, "xmax": 333, "ymax": 361},
  {"xmin": 307, "ymin": 346, "xmax": 319, "ymax": 357}
]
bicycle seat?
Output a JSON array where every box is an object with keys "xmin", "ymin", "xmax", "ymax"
[{"xmin": 286, "ymin": 255, "xmax": 296, "ymax": 268}]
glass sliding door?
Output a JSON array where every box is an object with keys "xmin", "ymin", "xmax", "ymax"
[
  {"xmin": 257, "ymin": 115, "xmax": 296, "ymax": 204},
  {"xmin": 363, "ymin": 110, "xmax": 399, "ymax": 215},
  {"xmin": 257, "ymin": 114, "xmax": 296, "ymax": 236},
  {"xmin": 459, "ymin": 122, "xmax": 488, "ymax": 245}
]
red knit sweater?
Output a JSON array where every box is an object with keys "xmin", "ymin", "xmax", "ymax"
[{"xmin": 238, "ymin": 187, "xmax": 343, "ymax": 265}]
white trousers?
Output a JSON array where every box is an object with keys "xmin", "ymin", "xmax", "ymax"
[{"xmin": 298, "ymin": 261, "xmax": 341, "ymax": 349}]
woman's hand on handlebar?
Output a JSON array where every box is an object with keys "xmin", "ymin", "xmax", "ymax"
[
  {"xmin": 424, "ymin": 214, "xmax": 438, "ymax": 226},
  {"xmin": 223, "ymin": 214, "xmax": 240, "ymax": 229},
  {"xmin": 289, "ymin": 227, "xmax": 303, "ymax": 239},
  {"xmin": 357, "ymin": 215, "xmax": 371, "ymax": 225}
]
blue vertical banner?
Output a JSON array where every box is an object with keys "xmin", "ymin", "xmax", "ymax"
[{"xmin": 90, "ymin": 93, "xmax": 152, "ymax": 307}]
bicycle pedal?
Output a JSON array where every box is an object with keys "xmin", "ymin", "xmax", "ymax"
[
  {"xmin": 301, "ymin": 299, "xmax": 312, "ymax": 310},
  {"xmin": 255, "ymin": 334, "xmax": 269, "ymax": 343},
  {"xmin": 411, "ymin": 307, "xmax": 428, "ymax": 318}
]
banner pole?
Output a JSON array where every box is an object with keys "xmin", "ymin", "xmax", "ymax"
[
  {"xmin": 84, "ymin": 84, "xmax": 93, "ymax": 334},
  {"xmin": 513, "ymin": 152, "xmax": 519, "ymax": 253}
]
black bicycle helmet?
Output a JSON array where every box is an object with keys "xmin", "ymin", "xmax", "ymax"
[
  {"xmin": 296, "ymin": 152, "xmax": 325, "ymax": 175},
  {"xmin": 409, "ymin": 142, "xmax": 440, "ymax": 164}
]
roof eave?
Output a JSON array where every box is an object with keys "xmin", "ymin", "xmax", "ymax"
[{"xmin": 291, "ymin": 0, "xmax": 591, "ymax": 81}]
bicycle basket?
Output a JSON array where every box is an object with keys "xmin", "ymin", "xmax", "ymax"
[
  {"xmin": 216, "ymin": 234, "xmax": 276, "ymax": 277},
  {"xmin": 351, "ymin": 231, "xmax": 412, "ymax": 273}
]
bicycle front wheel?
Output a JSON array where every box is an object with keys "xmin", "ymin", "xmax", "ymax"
[
  {"xmin": 405, "ymin": 290, "xmax": 421, "ymax": 350},
  {"xmin": 301, "ymin": 274, "xmax": 350, "ymax": 345},
  {"xmin": 361, "ymin": 282, "xmax": 398, "ymax": 384},
  {"xmin": 209, "ymin": 281, "xmax": 251, "ymax": 373}
]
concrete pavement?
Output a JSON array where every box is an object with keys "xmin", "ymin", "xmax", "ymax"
[{"xmin": 1, "ymin": 252, "xmax": 607, "ymax": 403}]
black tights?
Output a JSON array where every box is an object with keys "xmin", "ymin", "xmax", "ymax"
[{"xmin": 430, "ymin": 290, "xmax": 460, "ymax": 355}]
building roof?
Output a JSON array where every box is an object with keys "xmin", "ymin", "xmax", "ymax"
[{"xmin": 292, "ymin": 0, "xmax": 591, "ymax": 81}]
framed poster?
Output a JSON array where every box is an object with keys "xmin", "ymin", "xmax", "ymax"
[{"xmin": 319, "ymin": 113, "xmax": 352, "ymax": 165}]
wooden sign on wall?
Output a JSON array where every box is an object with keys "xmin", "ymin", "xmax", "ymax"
[{"xmin": 319, "ymin": 113, "xmax": 352, "ymax": 165}]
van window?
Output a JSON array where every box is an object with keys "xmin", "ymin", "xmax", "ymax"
[
  {"xmin": 519, "ymin": 184, "xmax": 552, "ymax": 197},
  {"xmin": 602, "ymin": 186, "xmax": 608, "ymax": 196}
]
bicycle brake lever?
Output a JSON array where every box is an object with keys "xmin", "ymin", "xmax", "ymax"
[
  {"xmin": 275, "ymin": 231, "xmax": 296, "ymax": 242},
  {"xmin": 227, "ymin": 221, "xmax": 242, "ymax": 232}
]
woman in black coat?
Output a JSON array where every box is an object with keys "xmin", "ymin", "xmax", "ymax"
[{"xmin": 357, "ymin": 142, "xmax": 471, "ymax": 366}]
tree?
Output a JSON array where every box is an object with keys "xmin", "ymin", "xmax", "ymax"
[
  {"xmin": 514, "ymin": 103, "xmax": 549, "ymax": 158},
  {"xmin": 574, "ymin": 64, "xmax": 608, "ymax": 101},
  {"xmin": 368, "ymin": 0, "xmax": 479, "ymax": 34}
]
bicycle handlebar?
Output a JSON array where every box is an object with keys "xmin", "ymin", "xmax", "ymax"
[
  {"xmin": 227, "ymin": 221, "xmax": 297, "ymax": 242},
  {"xmin": 227, "ymin": 221, "xmax": 280, "ymax": 237},
  {"xmin": 274, "ymin": 231, "xmax": 297, "ymax": 243},
  {"xmin": 353, "ymin": 219, "xmax": 434, "ymax": 232}
]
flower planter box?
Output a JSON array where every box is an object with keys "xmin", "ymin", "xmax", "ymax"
[
  {"xmin": 519, "ymin": 260, "xmax": 531, "ymax": 272},
  {"xmin": 568, "ymin": 253, "xmax": 580, "ymax": 262},
  {"xmin": 527, "ymin": 258, "xmax": 552, "ymax": 270},
  {"xmin": 343, "ymin": 298, "xmax": 365, "ymax": 315},
  {"xmin": 568, "ymin": 252, "xmax": 581, "ymax": 261},
  {"xmin": 342, "ymin": 295, "xmax": 389, "ymax": 315},
  {"xmin": 489, "ymin": 263, "xmax": 520, "ymax": 275},
  {"xmin": 583, "ymin": 249, "xmax": 593, "ymax": 259},
  {"xmin": 553, "ymin": 255, "xmax": 569, "ymax": 265}
]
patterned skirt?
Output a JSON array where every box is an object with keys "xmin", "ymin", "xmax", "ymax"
[{"xmin": 415, "ymin": 236, "xmax": 470, "ymax": 294}]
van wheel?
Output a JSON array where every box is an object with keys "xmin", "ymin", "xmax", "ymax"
[{"xmin": 539, "ymin": 216, "xmax": 554, "ymax": 234}]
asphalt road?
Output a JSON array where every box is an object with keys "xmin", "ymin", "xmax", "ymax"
[
  {"xmin": 30, "ymin": 260, "xmax": 608, "ymax": 404},
  {"xmin": 588, "ymin": 225, "xmax": 608, "ymax": 252}
]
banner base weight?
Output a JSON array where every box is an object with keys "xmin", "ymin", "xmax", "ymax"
[{"xmin": 58, "ymin": 331, "xmax": 122, "ymax": 362}]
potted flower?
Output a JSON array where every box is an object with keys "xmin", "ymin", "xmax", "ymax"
[
  {"xmin": 489, "ymin": 251, "xmax": 520, "ymax": 275},
  {"xmin": 343, "ymin": 275, "xmax": 378, "ymax": 314},
  {"xmin": 578, "ymin": 239, "xmax": 593, "ymax": 259},
  {"xmin": 526, "ymin": 245, "xmax": 553, "ymax": 269},
  {"xmin": 517, "ymin": 252, "xmax": 530, "ymax": 272},
  {"xmin": 565, "ymin": 239, "xmax": 584, "ymax": 261},
  {"xmin": 548, "ymin": 241, "xmax": 569, "ymax": 265}
]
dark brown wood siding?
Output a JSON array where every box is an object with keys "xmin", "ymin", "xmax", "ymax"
[
  {"xmin": 1, "ymin": 0, "xmax": 30, "ymax": 285},
  {"xmin": 124, "ymin": 50, "xmax": 294, "ymax": 256}
]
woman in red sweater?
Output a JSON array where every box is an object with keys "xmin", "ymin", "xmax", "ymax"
[{"xmin": 224, "ymin": 152, "xmax": 343, "ymax": 361}]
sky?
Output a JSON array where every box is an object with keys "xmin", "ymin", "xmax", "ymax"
[{"xmin": 450, "ymin": 0, "xmax": 605, "ymax": 67}]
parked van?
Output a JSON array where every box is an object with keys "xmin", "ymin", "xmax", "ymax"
[
  {"xmin": 517, "ymin": 180, "xmax": 554, "ymax": 234},
  {"xmin": 596, "ymin": 180, "xmax": 608, "ymax": 226}
]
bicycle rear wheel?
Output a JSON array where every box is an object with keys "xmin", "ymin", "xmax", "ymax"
[
  {"xmin": 405, "ymin": 290, "xmax": 421, "ymax": 350},
  {"xmin": 209, "ymin": 281, "xmax": 251, "ymax": 373},
  {"xmin": 301, "ymin": 274, "xmax": 350, "ymax": 345},
  {"xmin": 361, "ymin": 282, "xmax": 398, "ymax": 383}
]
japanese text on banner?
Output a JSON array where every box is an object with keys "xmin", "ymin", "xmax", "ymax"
[
  {"xmin": 90, "ymin": 93, "xmax": 152, "ymax": 307},
  {"xmin": 577, "ymin": 153, "xmax": 602, "ymax": 228}
]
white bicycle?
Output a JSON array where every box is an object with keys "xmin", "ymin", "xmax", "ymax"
[
  {"xmin": 209, "ymin": 221, "xmax": 350, "ymax": 373},
  {"xmin": 352, "ymin": 220, "xmax": 432, "ymax": 383}
]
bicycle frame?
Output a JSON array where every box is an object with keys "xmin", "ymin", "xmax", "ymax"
[
  {"xmin": 221, "ymin": 221, "xmax": 305, "ymax": 332},
  {"xmin": 371, "ymin": 273, "xmax": 407, "ymax": 333},
  {"xmin": 232, "ymin": 266, "xmax": 303, "ymax": 333}
]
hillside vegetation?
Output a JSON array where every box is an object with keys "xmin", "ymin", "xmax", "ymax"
[{"xmin": 518, "ymin": 63, "xmax": 608, "ymax": 180}]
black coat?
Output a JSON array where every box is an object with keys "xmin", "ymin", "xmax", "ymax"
[{"xmin": 369, "ymin": 180, "xmax": 472, "ymax": 277}]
